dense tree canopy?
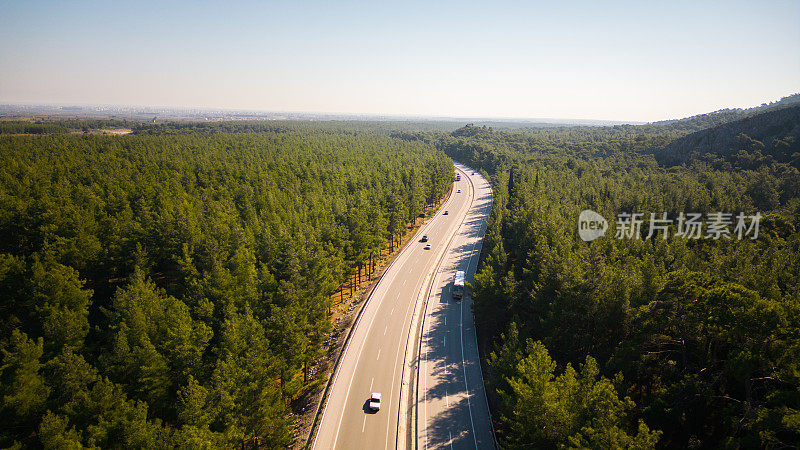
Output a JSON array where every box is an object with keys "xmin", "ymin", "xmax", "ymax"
[
  {"xmin": 0, "ymin": 126, "xmax": 452, "ymax": 447},
  {"xmin": 428, "ymin": 123, "xmax": 800, "ymax": 448}
]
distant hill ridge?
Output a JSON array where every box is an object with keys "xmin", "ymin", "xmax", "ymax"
[
  {"xmin": 646, "ymin": 93, "xmax": 800, "ymax": 134},
  {"xmin": 650, "ymin": 104, "xmax": 800, "ymax": 167}
]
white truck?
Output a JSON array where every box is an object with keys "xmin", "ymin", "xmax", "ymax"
[{"xmin": 452, "ymin": 270, "xmax": 465, "ymax": 300}]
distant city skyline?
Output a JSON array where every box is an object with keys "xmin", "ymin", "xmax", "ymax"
[{"xmin": 1, "ymin": 0, "xmax": 798, "ymax": 123}]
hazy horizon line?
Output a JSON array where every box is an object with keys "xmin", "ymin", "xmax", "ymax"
[
  {"xmin": 2, "ymin": 92, "xmax": 797, "ymax": 126},
  {"xmin": 0, "ymin": 101, "xmax": 644, "ymax": 125}
]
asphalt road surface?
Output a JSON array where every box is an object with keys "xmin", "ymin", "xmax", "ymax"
[
  {"xmin": 313, "ymin": 163, "xmax": 493, "ymax": 450},
  {"xmin": 417, "ymin": 165, "xmax": 495, "ymax": 449}
]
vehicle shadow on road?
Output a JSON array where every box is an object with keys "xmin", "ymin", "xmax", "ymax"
[{"xmin": 362, "ymin": 399, "xmax": 378, "ymax": 414}]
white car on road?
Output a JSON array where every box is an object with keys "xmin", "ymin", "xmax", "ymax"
[{"xmin": 369, "ymin": 392, "xmax": 381, "ymax": 411}]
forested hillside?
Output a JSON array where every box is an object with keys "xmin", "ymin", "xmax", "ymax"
[
  {"xmin": 433, "ymin": 124, "xmax": 800, "ymax": 448},
  {"xmin": 651, "ymin": 106, "xmax": 800, "ymax": 168},
  {"xmin": 0, "ymin": 127, "xmax": 452, "ymax": 447}
]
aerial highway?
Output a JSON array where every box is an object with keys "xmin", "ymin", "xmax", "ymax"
[{"xmin": 312, "ymin": 163, "xmax": 494, "ymax": 449}]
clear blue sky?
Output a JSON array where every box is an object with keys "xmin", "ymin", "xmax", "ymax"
[{"xmin": 1, "ymin": 0, "xmax": 798, "ymax": 122}]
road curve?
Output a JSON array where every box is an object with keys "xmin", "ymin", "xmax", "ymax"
[{"xmin": 312, "ymin": 163, "xmax": 493, "ymax": 450}]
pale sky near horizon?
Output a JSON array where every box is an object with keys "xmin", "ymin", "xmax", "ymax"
[{"xmin": 1, "ymin": 0, "xmax": 798, "ymax": 122}]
